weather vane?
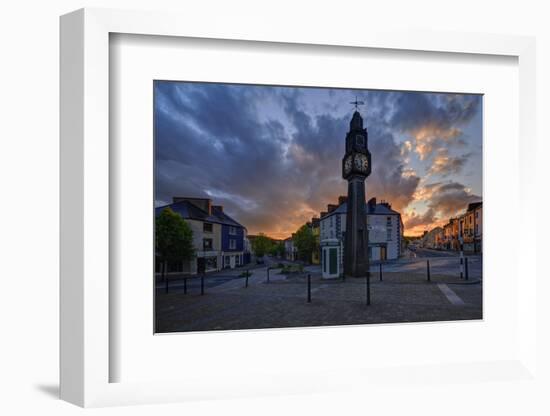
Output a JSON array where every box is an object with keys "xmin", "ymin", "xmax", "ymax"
[{"xmin": 350, "ymin": 96, "xmax": 365, "ymax": 111}]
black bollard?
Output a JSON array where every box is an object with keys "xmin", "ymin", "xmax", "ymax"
[
  {"xmin": 307, "ymin": 274, "xmax": 311, "ymax": 303},
  {"xmin": 427, "ymin": 260, "xmax": 431, "ymax": 282},
  {"xmin": 460, "ymin": 257, "xmax": 464, "ymax": 279},
  {"xmin": 201, "ymin": 275, "xmax": 205, "ymax": 295},
  {"xmin": 183, "ymin": 277, "xmax": 187, "ymax": 295},
  {"xmin": 379, "ymin": 263, "xmax": 383, "ymax": 282},
  {"xmin": 245, "ymin": 270, "xmax": 249, "ymax": 288},
  {"xmin": 465, "ymin": 257, "xmax": 469, "ymax": 281},
  {"xmin": 366, "ymin": 272, "xmax": 371, "ymax": 306},
  {"xmin": 267, "ymin": 267, "xmax": 270, "ymax": 284}
]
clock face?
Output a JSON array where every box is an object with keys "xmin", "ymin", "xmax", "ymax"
[
  {"xmin": 344, "ymin": 156, "xmax": 353, "ymax": 175},
  {"xmin": 354, "ymin": 154, "xmax": 369, "ymax": 173}
]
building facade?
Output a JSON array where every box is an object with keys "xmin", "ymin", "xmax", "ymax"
[
  {"xmin": 284, "ymin": 236, "xmax": 297, "ymax": 261},
  {"xmin": 307, "ymin": 217, "xmax": 321, "ymax": 265},
  {"xmin": 427, "ymin": 201, "xmax": 482, "ymax": 253},
  {"xmin": 319, "ymin": 197, "xmax": 403, "ymax": 278},
  {"xmin": 155, "ymin": 197, "xmax": 250, "ymax": 275}
]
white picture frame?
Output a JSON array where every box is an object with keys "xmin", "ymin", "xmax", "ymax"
[{"xmin": 60, "ymin": 8, "xmax": 538, "ymax": 408}]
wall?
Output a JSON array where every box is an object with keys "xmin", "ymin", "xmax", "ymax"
[{"xmin": 1, "ymin": 1, "xmax": 548, "ymax": 416}]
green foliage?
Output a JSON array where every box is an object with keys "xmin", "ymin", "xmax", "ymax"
[
  {"xmin": 269, "ymin": 241, "xmax": 285, "ymax": 257},
  {"xmin": 155, "ymin": 208, "xmax": 195, "ymax": 265},
  {"xmin": 293, "ymin": 224, "xmax": 316, "ymax": 263},
  {"xmin": 280, "ymin": 264, "xmax": 303, "ymax": 274},
  {"xmin": 251, "ymin": 233, "xmax": 273, "ymax": 258}
]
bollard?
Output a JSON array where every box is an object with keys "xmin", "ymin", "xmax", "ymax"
[
  {"xmin": 465, "ymin": 257, "xmax": 469, "ymax": 280},
  {"xmin": 307, "ymin": 274, "xmax": 311, "ymax": 303},
  {"xmin": 183, "ymin": 277, "xmax": 187, "ymax": 294},
  {"xmin": 460, "ymin": 257, "xmax": 464, "ymax": 279},
  {"xmin": 245, "ymin": 270, "xmax": 249, "ymax": 288},
  {"xmin": 267, "ymin": 267, "xmax": 270, "ymax": 284},
  {"xmin": 201, "ymin": 275, "xmax": 205, "ymax": 295},
  {"xmin": 379, "ymin": 263, "xmax": 383, "ymax": 282},
  {"xmin": 427, "ymin": 260, "xmax": 431, "ymax": 282},
  {"xmin": 366, "ymin": 272, "xmax": 371, "ymax": 305}
]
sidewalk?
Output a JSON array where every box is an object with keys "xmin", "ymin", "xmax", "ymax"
[{"xmin": 156, "ymin": 267, "xmax": 482, "ymax": 333}]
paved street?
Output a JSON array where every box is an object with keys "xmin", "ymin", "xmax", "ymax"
[
  {"xmin": 409, "ymin": 247, "xmax": 459, "ymax": 258},
  {"xmin": 156, "ymin": 255, "xmax": 482, "ymax": 333}
]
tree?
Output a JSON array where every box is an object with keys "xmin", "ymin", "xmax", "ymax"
[
  {"xmin": 269, "ymin": 241, "xmax": 285, "ymax": 258},
  {"xmin": 155, "ymin": 207, "xmax": 195, "ymax": 280},
  {"xmin": 293, "ymin": 224, "xmax": 316, "ymax": 263},
  {"xmin": 251, "ymin": 233, "xmax": 273, "ymax": 258}
]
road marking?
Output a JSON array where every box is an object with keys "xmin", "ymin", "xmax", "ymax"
[{"xmin": 437, "ymin": 284, "xmax": 465, "ymax": 305}]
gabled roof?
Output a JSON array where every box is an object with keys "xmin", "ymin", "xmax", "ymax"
[
  {"xmin": 320, "ymin": 201, "xmax": 400, "ymax": 220},
  {"xmin": 155, "ymin": 200, "xmax": 244, "ymax": 228},
  {"xmin": 467, "ymin": 201, "xmax": 482, "ymax": 211}
]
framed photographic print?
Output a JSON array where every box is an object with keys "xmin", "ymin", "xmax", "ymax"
[
  {"xmin": 152, "ymin": 80, "xmax": 483, "ymax": 334},
  {"xmin": 60, "ymin": 8, "xmax": 538, "ymax": 408}
]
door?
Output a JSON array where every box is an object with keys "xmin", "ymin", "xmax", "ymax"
[
  {"xmin": 329, "ymin": 248, "xmax": 338, "ymax": 275},
  {"xmin": 197, "ymin": 257, "xmax": 205, "ymax": 274}
]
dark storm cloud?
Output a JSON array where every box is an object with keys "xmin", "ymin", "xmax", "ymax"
[
  {"xmin": 155, "ymin": 82, "xmax": 299, "ymax": 235},
  {"xmin": 403, "ymin": 208, "xmax": 437, "ymax": 230},
  {"xmin": 428, "ymin": 149, "xmax": 471, "ymax": 176},
  {"xmin": 389, "ymin": 92, "xmax": 481, "ymax": 160},
  {"xmin": 390, "ymin": 93, "xmax": 479, "ymax": 132},
  {"xmin": 421, "ymin": 181, "xmax": 481, "ymax": 217}
]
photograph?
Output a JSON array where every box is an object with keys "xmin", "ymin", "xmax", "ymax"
[{"xmin": 153, "ymin": 81, "xmax": 483, "ymax": 333}]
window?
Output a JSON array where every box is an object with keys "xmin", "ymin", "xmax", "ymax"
[
  {"xmin": 203, "ymin": 238, "xmax": 213, "ymax": 251},
  {"xmin": 229, "ymin": 239, "xmax": 236, "ymax": 250},
  {"xmin": 205, "ymin": 256, "xmax": 217, "ymax": 270},
  {"xmin": 229, "ymin": 226, "xmax": 237, "ymax": 235},
  {"xmin": 203, "ymin": 222, "xmax": 213, "ymax": 233}
]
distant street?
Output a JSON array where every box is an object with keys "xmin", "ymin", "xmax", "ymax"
[
  {"xmin": 379, "ymin": 254, "xmax": 482, "ymax": 280},
  {"xmin": 409, "ymin": 247, "xmax": 459, "ymax": 258}
]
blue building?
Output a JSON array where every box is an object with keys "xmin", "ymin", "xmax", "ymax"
[{"xmin": 155, "ymin": 197, "xmax": 250, "ymax": 275}]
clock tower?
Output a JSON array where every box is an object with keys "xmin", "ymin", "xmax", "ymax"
[{"xmin": 342, "ymin": 107, "xmax": 371, "ymax": 277}]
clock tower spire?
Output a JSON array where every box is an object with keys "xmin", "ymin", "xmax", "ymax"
[{"xmin": 342, "ymin": 105, "xmax": 371, "ymax": 278}]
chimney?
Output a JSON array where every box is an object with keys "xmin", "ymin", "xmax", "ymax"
[
  {"xmin": 367, "ymin": 197, "xmax": 377, "ymax": 207},
  {"xmin": 338, "ymin": 195, "xmax": 348, "ymax": 205},
  {"xmin": 327, "ymin": 204, "xmax": 337, "ymax": 213},
  {"xmin": 212, "ymin": 205, "xmax": 223, "ymax": 213},
  {"xmin": 320, "ymin": 211, "xmax": 328, "ymax": 218},
  {"xmin": 173, "ymin": 197, "xmax": 212, "ymax": 215}
]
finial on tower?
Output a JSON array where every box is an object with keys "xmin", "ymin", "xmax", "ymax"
[{"xmin": 350, "ymin": 97, "xmax": 365, "ymax": 111}]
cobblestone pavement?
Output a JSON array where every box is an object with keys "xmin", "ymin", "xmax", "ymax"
[{"xmin": 156, "ymin": 267, "xmax": 482, "ymax": 333}]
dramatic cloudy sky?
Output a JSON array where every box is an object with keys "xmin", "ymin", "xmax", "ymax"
[{"xmin": 155, "ymin": 81, "xmax": 482, "ymax": 238}]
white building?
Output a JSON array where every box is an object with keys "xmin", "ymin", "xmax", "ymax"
[
  {"xmin": 319, "ymin": 198, "xmax": 403, "ymax": 278},
  {"xmin": 284, "ymin": 236, "xmax": 297, "ymax": 261}
]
